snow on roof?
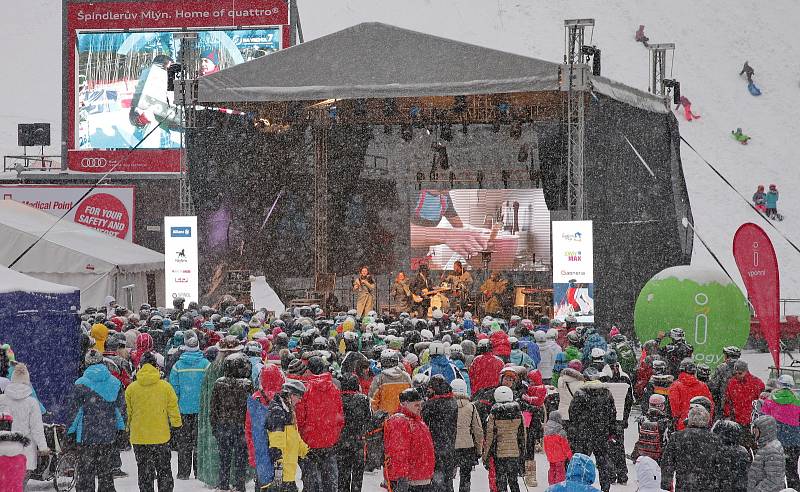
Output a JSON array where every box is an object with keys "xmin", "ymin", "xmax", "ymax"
[
  {"xmin": 0, "ymin": 200, "xmax": 164, "ymax": 275},
  {"xmin": 0, "ymin": 265, "xmax": 78, "ymax": 295},
  {"xmin": 591, "ymin": 76, "xmax": 670, "ymax": 114}
]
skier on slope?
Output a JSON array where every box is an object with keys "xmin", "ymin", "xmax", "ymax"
[
  {"xmin": 635, "ymin": 25, "xmax": 650, "ymax": 47},
  {"xmin": 740, "ymin": 61, "xmax": 755, "ymax": 84},
  {"xmin": 766, "ymin": 184, "xmax": 780, "ymax": 220},
  {"xmin": 731, "ymin": 127, "xmax": 751, "ymax": 145},
  {"xmin": 675, "ymin": 96, "xmax": 701, "ymax": 121}
]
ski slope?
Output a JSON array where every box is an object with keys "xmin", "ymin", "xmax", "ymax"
[{"xmin": 3, "ymin": 1, "xmax": 799, "ymax": 302}]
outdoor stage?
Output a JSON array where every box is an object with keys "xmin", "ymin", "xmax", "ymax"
[{"xmin": 188, "ymin": 22, "xmax": 693, "ymax": 330}]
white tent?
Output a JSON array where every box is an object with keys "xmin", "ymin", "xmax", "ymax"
[{"xmin": 0, "ymin": 200, "xmax": 164, "ymax": 309}]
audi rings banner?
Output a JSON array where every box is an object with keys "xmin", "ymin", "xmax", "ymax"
[
  {"xmin": 0, "ymin": 185, "xmax": 135, "ymax": 241},
  {"xmin": 552, "ymin": 220, "xmax": 594, "ymax": 323},
  {"xmin": 66, "ymin": 0, "xmax": 290, "ymax": 173},
  {"xmin": 164, "ymin": 216, "xmax": 199, "ymax": 305}
]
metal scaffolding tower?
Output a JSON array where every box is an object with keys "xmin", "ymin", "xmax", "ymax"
[
  {"xmin": 562, "ymin": 19, "xmax": 593, "ymax": 220},
  {"xmin": 648, "ymin": 43, "xmax": 675, "ymax": 97},
  {"xmin": 313, "ymin": 125, "xmax": 329, "ymax": 277},
  {"xmin": 176, "ymin": 33, "xmax": 199, "ymax": 216}
]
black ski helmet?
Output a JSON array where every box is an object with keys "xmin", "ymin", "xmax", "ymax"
[{"xmin": 223, "ymin": 353, "xmax": 252, "ymax": 379}]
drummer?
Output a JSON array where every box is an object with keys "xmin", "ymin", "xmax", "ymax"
[{"xmin": 444, "ymin": 260, "xmax": 473, "ymax": 311}]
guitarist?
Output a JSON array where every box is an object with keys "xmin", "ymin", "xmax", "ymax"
[
  {"xmin": 390, "ymin": 271, "xmax": 413, "ymax": 315},
  {"xmin": 411, "ymin": 264, "xmax": 432, "ymax": 317},
  {"xmin": 444, "ymin": 260, "xmax": 473, "ymax": 313}
]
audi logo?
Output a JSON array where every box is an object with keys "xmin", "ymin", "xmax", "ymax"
[{"xmin": 80, "ymin": 157, "xmax": 108, "ymax": 169}]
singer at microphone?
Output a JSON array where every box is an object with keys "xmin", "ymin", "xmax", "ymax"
[{"xmin": 353, "ymin": 265, "xmax": 376, "ymax": 318}]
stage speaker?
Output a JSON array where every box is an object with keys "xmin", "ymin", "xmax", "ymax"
[{"xmin": 18, "ymin": 123, "xmax": 50, "ymax": 147}]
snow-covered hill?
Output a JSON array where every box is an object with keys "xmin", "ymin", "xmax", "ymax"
[{"xmin": 4, "ymin": 0, "xmax": 800, "ymax": 303}]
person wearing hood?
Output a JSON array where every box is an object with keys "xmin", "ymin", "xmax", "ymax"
[
  {"xmin": 568, "ymin": 368, "xmax": 615, "ymax": 492},
  {"xmin": 557, "ymin": 361, "xmax": 585, "ymax": 424},
  {"xmin": 580, "ymin": 331, "xmax": 607, "ymax": 369},
  {"xmin": 448, "ymin": 348, "xmax": 472, "ymax": 396},
  {"xmin": 0, "ymin": 363, "xmax": 49, "ymax": 477},
  {"xmin": 245, "ymin": 363, "xmax": 285, "ymax": 488},
  {"xmin": 335, "ymin": 373, "xmax": 371, "ymax": 492},
  {"xmin": 295, "ymin": 356, "xmax": 344, "ymax": 492},
  {"xmin": 168, "ymin": 334, "xmax": 210, "ymax": 480},
  {"xmin": 668, "ymin": 359, "xmax": 713, "ymax": 431},
  {"xmin": 369, "ymin": 350, "xmax": 412, "ymax": 413},
  {"xmin": 451, "ymin": 378, "xmax": 483, "ymax": 492},
  {"xmin": 748, "ymin": 414, "xmax": 787, "ymax": 492},
  {"xmin": 522, "ymin": 369, "xmax": 547, "ymax": 486},
  {"xmin": 545, "ymin": 453, "xmax": 601, "ymax": 492},
  {"xmin": 634, "ymin": 456, "xmax": 667, "ymax": 492},
  {"xmin": 762, "ymin": 375, "xmax": 800, "ymax": 488},
  {"xmin": 422, "ymin": 374, "xmax": 459, "ymax": 492},
  {"xmin": 420, "ymin": 342, "xmax": 464, "ymax": 385},
  {"xmin": 660, "ymin": 406, "xmax": 718, "ymax": 491},
  {"xmin": 460, "ymin": 339, "xmax": 477, "ymax": 369},
  {"xmin": 536, "ymin": 331, "xmax": 559, "ymax": 384},
  {"xmin": 130, "ymin": 332, "xmax": 164, "ymax": 370},
  {"xmin": 723, "ymin": 359, "xmax": 765, "ymax": 446},
  {"xmin": 543, "ymin": 410, "xmax": 572, "ymax": 485},
  {"xmin": 483, "ymin": 385, "xmax": 526, "ymax": 492},
  {"xmin": 244, "ymin": 341, "xmax": 265, "ymax": 389},
  {"xmin": 710, "ymin": 419, "xmax": 750, "ymax": 492},
  {"xmin": 125, "ymin": 352, "xmax": 182, "ymax": 492},
  {"xmin": 490, "ymin": 329, "xmax": 512, "ymax": 362},
  {"xmin": 600, "ymin": 351, "xmax": 634, "ymax": 485},
  {"xmin": 210, "ymin": 352, "xmax": 253, "ymax": 491},
  {"xmin": 508, "ymin": 337, "xmax": 535, "ymax": 369},
  {"xmin": 90, "ymin": 322, "xmax": 110, "ymax": 353},
  {"xmin": 0, "ymin": 411, "xmax": 29, "ymax": 492},
  {"xmin": 67, "ymin": 349, "xmax": 126, "ymax": 491}
]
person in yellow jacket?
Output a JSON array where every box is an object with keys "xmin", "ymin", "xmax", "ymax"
[
  {"xmin": 125, "ymin": 353, "xmax": 182, "ymax": 491},
  {"xmin": 265, "ymin": 379, "xmax": 309, "ymax": 490}
]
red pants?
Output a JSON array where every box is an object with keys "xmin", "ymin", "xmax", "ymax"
[
  {"xmin": 683, "ymin": 104, "xmax": 699, "ymax": 121},
  {"xmin": 0, "ymin": 455, "xmax": 26, "ymax": 492},
  {"xmin": 548, "ymin": 460, "xmax": 567, "ymax": 485}
]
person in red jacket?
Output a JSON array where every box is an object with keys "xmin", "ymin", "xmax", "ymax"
[
  {"xmin": 469, "ymin": 339, "xmax": 505, "ymax": 395},
  {"xmin": 724, "ymin": 360, "xmax": 765, "ymax": 447},
  {"xmin": 490, "ymin": 330, "xmax": 511, "ymax": 362},
  {"xmin": 295, "ymin": 356, "xmax": 344, "ymax": 492},
  {"xmin": 675, "ymin": 95, "xmax": 701, "ymax": 122},
  {"xmin": 384, "ymin": 388, "xmax": 436, "ymax": 492},
  {"xmin": 668, "ymin": 359, "xmax": 713, "ymax": 431}
]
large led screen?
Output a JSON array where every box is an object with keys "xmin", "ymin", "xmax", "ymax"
[
  {"xmin": 410, "ymin": 189, "xmax": 550, "ymax": 271},
  {"xmin": 76, "ymin": 28, "xmax": 280, "ymax": 150}
]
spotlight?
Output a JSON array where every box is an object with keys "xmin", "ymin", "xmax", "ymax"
[
  {"xmin": 401, "ymin": 124, "xmax": 413, "ymax": 142},
  {"xmin": 510, "ymin": 121, "xmax": 522, "ymax": 140},
  {"xmin": 453, "ymin": 95, "xmax": 467, "ymax": 113}
]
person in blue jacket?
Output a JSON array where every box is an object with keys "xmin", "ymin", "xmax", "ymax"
[
  {"xmin": 546, "ymin": 453, "xmax": 602, "ymax": 491},
  {"xmin": 509, "ymin": 337, "xmax": 536, "ymax": 369},
  {"xmin": 766, "ymin": 184, "xmax": 780, "ymax": 219},
  {"xmin": 419, "ymin": 342, "xmax": 464, "ymax": 384},
  {"xmin": 244, "ymin": 342, "xmax": 264, "ymax": 389},
  {"xmin": 581, "ymin": 330, "xmax": 608, "ymax": 368},
  {"xmin": 169, "ymin": 334, "xmax": 210, "ymax": 480},
  {"xmin": 68, "ymin": 349, "xmax": 126, "ymax": 491}
]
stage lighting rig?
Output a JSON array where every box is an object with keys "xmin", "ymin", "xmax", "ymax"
[
  {"xmin": 663, "ymin": 79, "xmax": 681, "ymax": 105},
  {"xmin": 581, "ymin": 45, "xmax": 601, "ymax": 76}
]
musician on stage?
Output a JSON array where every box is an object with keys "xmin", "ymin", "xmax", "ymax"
[
  {"xmin": 353, "ymin": 265, "xmax": 376, "ymax": 318},
  {"xmin": 480, "ymin": 271, "xmax": 508, "ymax": 316},
  {"xmin": 411, "ymin": 264, "xmax": 432, "ymax": 316},
  {"xmin": 390, "ymin": 271, "xmax": 413, "ymax": 315},
  {"xmin": 444, "ymin": 260, "xmax": 473, "ymax": 313}
]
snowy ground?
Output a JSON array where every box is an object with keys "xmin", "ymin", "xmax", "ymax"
[{"xmin": 25, "ymin": 350, "xmax": 781, "ymax": 491}]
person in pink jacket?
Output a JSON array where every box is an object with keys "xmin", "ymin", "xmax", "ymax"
[{"xmin": 760, "ymin": 374, "xmax": 800, "ymax": 489}]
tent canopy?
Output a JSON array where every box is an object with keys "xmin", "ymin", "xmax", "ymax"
[
  {"xmin": 0, "ymin": 264, "xmax": 79, "ymax": 295},
  {"xmin": 0, "ymin": 200, "xmax": 163, "ymax": 275},
  {"xmin": 199, "ymin": 22, "xmax": 561, "ymax": 102}
]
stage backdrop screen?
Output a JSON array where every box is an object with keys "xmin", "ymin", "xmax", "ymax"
[
  {"xmin": 552, "ymin": 220, "xmax": 594, "ymax": 323},
  {"xmin": 410, "ymin": 189, "xmax": 550, "ymax": 271},
  {"xmin": 76, "ymin": 28, "xmax": 281, "ymax": 150}
]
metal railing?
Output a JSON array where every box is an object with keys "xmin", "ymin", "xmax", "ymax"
[{"xmin": 3, "ymin": 154, "xmax": 62, "ymax": 173}]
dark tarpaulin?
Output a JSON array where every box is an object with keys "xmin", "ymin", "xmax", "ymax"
[{"xmin": 198, "ymin": 22, "xmax": 560, "ymax": 102}]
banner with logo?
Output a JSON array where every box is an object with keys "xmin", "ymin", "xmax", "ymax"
[
  {"xmin": 552, "ymin": 220, "xmax": 594, "ymax": 323},
  {"xmin": 164, "ymin": 216, "xmax": 199, "ymax": 305},
  {"xmin": 733, "ymin": 223, "xmax": 781, "ymax": 369},
  {"xmin": 0, "ymin": 185, "xmax": 135, "ymax": 241},
  {"xmin": 634, "ymin": 265, "xmax": 751, "ymax": 370}
]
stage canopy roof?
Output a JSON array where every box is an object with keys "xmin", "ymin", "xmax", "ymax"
[{"xmin": 199, "ymin": 22, "xmax": 562, "ymax": 103}]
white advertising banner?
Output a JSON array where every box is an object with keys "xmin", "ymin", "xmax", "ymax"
[
  {"xmin": 0, "ymin": 185, "xmax": 135, "ymax": 241},
  {"xmin": 552, "ymin": 220, "xmax": 595, "ymax": 323},
  {"xmin": 164, "ymin": 216, "xmax": 199, "ymax": 306}
]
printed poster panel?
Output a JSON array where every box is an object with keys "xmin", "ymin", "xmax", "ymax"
[
  {"xmin": 164, "ymin": 216, "xmax": 199, "ymax": 305},
  {"xmin": 552, "ymin": 220, "xmax": 594, "ymax": 323}
]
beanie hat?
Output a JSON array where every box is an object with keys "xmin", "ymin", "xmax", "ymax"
[
  {"xmin": 184, "ymin": 334, "xmax": 200, "ymax": 351},
  {"xmin": 84, "ymin": 349, "xmax": 105, "ymax": 366},
  {"xmin": 307, "ymin": 356, "xmax": 326, "ymax": 375},
  {"xmin": 687, "ymin": 405, "xmax": 710, "ymax": 428},
  {"xmin": 733, "ymin": 360, "xmax": 749, "ymax": 373},
  {"xmin": 450, "ymin": 378, "xmax": 468, "ymax": 396},
  {"xmin": 404, "ymin": 353, "xmax": 419, "ymax": 365},
  {"xmin": 399, "ymin": 388, "xmax": 422, "ymax": 403},
  {"xmin": 567, "ymin": 360, "xmax": 583, "ymax": 372},
  {"xmin": 282, "ymin": 379, "xmax": 306, "ymax": 396},
  {"xmin": 287, "ymin": 358, "xmax": 305, "ymax": 376},
  {"xmin": 11, "ymin": 363, "xmax": 31, "ymax": 386},
  {"xmin": 648, "ymin": 394, "xmax": 666, "ymax": 412}
]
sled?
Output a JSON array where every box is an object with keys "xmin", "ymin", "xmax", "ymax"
[{"xmin": 748, "ymin": 82, "xmax": 762, "ymax": 96}]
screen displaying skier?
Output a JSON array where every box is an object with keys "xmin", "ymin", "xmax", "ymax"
[
  {"xmin": 76, "ymin": 28, "xmax": 281, "ymax": 150},
  {"xmin": 410, "ymin": 188, "xmax": 550, "ymax": 271}
]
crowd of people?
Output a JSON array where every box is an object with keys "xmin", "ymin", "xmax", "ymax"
[{"xmin": 1, "ymin": 296, "xmax": 800, "ymax": 492}]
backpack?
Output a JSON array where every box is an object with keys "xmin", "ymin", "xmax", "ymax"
[
  {"xmin": 634, "ymin": 419, "xmax": 665, "ymax": 461},
  {"xmin": 363, "ymin": 410, "xmax": 389, "ymax": 471}
]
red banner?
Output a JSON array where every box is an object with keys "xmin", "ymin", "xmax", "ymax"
[{"xmin": 733, "ymin": 223, "xmax": 781, "ymax": 369}]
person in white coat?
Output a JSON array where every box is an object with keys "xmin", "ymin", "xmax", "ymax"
[
  {"xmin": 635, "ymin": 456, "xmax": 668, "ymax": 491},
  {"xmin": 0, "ymin": 363, "xmax": 49, "ymax": 477}
]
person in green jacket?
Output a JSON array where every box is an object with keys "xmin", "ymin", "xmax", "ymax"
[
  {"xmin": 731, "ymin": 127, "xmax": 751, "ymax": 144},
  {"xmin": 196, "ymin": 346, "xmax": 226, "ymax": 485}
]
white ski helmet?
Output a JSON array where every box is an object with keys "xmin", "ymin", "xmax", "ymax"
[
  {"xmin": 420, "ymin": 329, "xmax": 434, "ymax": 341},
  {"xmin": 534, "ymin": 330, "xmax": 547, "ymax": 343},
  {"xmin": 429, "ymin": 341, "xmax": 446, "ymax": 356},
  {"xmin": 451, "ymin": 378, "xmax": 468, "ymax": 396},
  {"xmin": 494, "ymin": 386, "xmax": 514, "ymax": 404},
  {"xmin": 546, "ymin": 328, "xmax": 558, "ymax": 341},
  {"xmin": 591, "ymin": 347, "xmax": 606, "ymax": 362}
]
